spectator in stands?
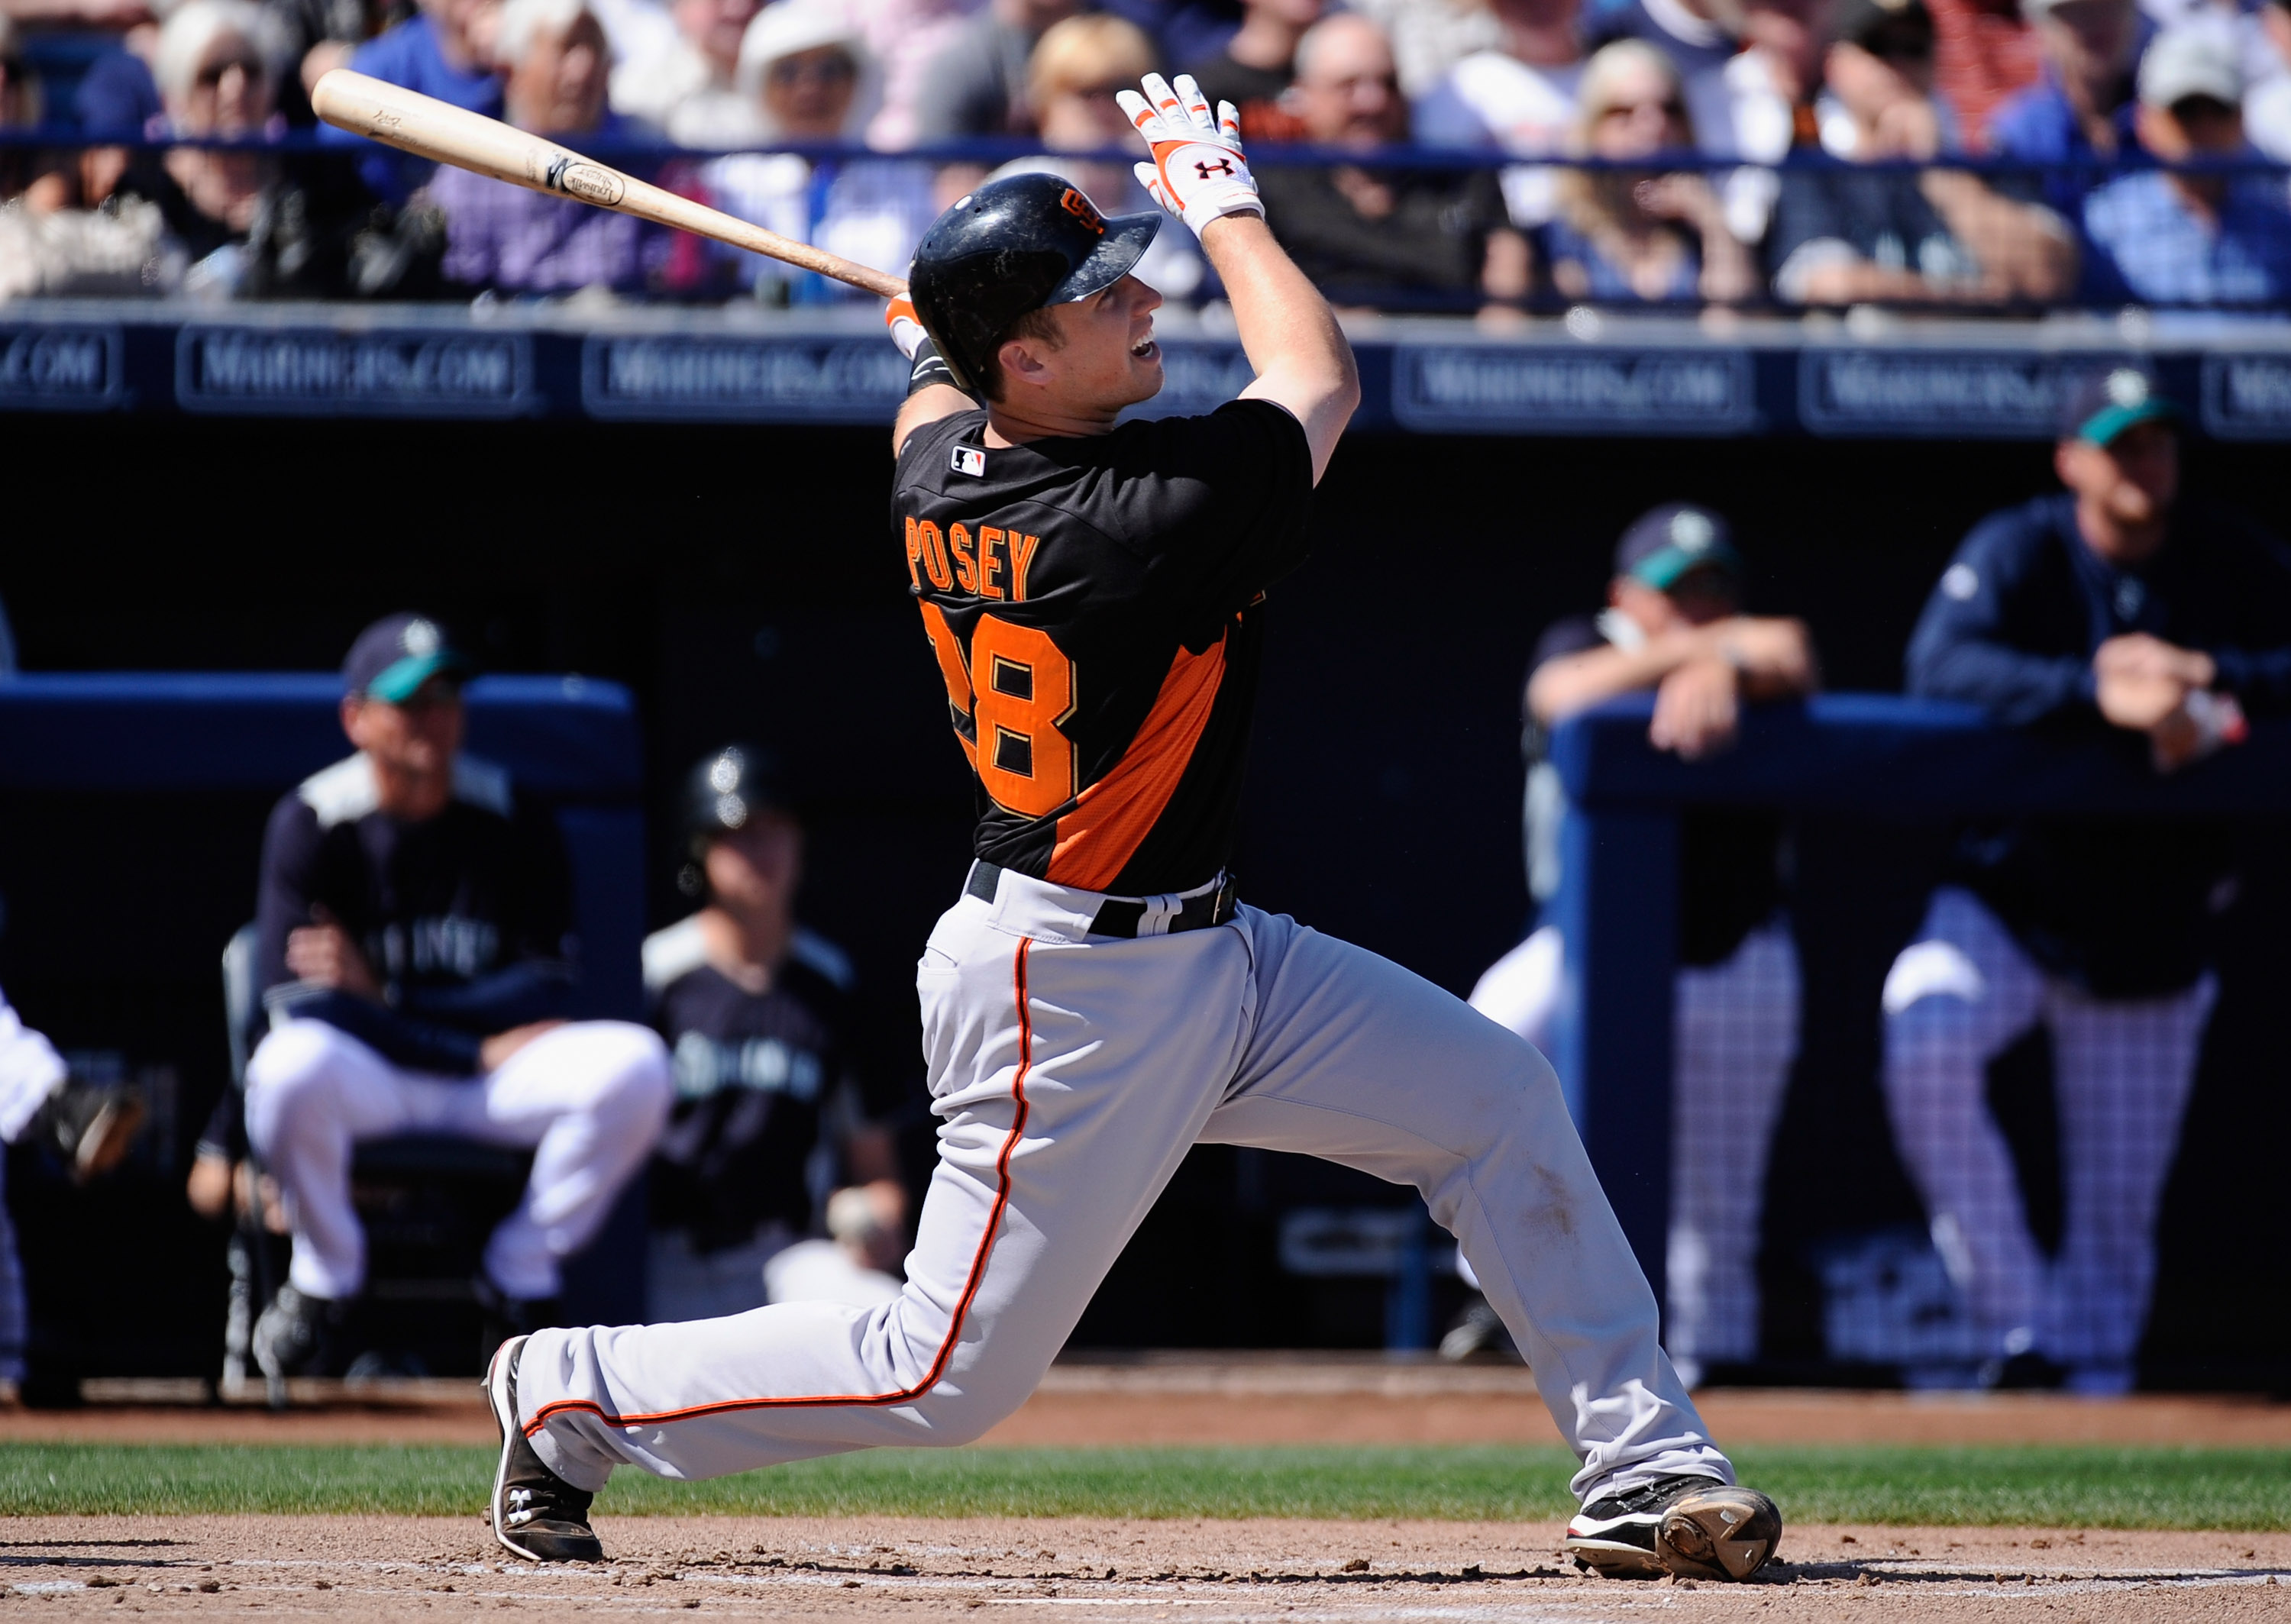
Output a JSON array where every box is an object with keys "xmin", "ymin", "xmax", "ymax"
[
  {"xmin": 2247, "ymin": 0, "xmax": 2291, "ymax": 162},
  {"xmin": 1346, "ymin": 0, "xmax": 1502, "ymax": 101},
  {"xmin": 1582, "ymin": 0, "xmax": 1740, "ymax": 152},
  {"xmin": 1468, "ymin": 504, "xmax": 1818, "ymax": 1384},
  {"xmin": 73, "ymin": 0, "xmax": 167, "ymax": 140},
  {"xmin": 706, "ymin": 0, "xmax": 937, "ymax": 300},
  {"xmin": 0, "ymin": 15, "xmax": 69, "ymax": 208},
  {"xmin": 641, "ymin": 747, "xmax": 910, "ymax": 1322},
  {"xmin": 1928, "ymin": 0, "xmax": 2041, "ymax": 145},
  {"xmin": 908, "ymin": 0, "xmax": 1076, "ymax": 140},
  {"xmin": 609, "ymin": 0, "xmax": 756, "ymax": 142},
  {"xmin": 1540, "ymin": 40, "xmax": 1757, "ymax": 302},
  {"xmin": 852, "ymin": 0, "xmax": 974, "ymax": 149},
  {"xmin": 273, "ymin": 0, "xmax": 415, "ymax": 127},
  {"xmin": 1255, "ymin": 13, "xmax": 1530, "ymax": 311},
  {"xmin": 2083, "ymin": 26, "xmax": 2291, "ymax": 305},
  {"xmin": 984, "ymin": 15, "xmax": 1204, "ymax": 299},
  {"xmin": 1986, "ymin": 0, "xmax": 2143, "ymax": 182},
  {"xmin": 1885, "ymin": 368, "xmax": 2291, "ymax": 1393},
  {"xmin": 1414, "ymin": 0, "xmax": 1582, "ymax": 162},
  {"xmin": 102, "ymin": 0, "xmax": 420, "ymax": 296},
  {"xmin": 1768, "ymin": 0, "xmax": 2077, "ymax": 302},
  {"xmin": 339, "ymin": 0, "xmax": 504, "ymax": 113},
  {"xmin": 1182, "ymin": 0, "xmax": 1317, "ymax": 142},
  {"xmin": 244, "ymin": 614, "xmax": 672, "ymax": 1376},
  {"xmin": 424, "ymin": 0, "xmax": 680, "ymax": 293}
]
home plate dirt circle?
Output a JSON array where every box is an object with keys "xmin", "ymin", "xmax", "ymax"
[{"xmin": 5, "ymin": 1516, "xmax": 2288, "ymax": 1620}]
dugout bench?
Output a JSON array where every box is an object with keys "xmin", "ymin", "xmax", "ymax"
[
  {"xmin": 1544, "ymin": 693, "xmax": 2291, "ymax": 1325},
  {"xmin": 0, "ymin": 673, "xmax": 651, "ymax": 1394}
]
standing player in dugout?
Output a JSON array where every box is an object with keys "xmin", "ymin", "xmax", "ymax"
[{"xmin": 481, "ymin": 73, "xmax": 1783, "ymax": 1583}]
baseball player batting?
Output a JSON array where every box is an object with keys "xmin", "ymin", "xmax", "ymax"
[{"xmin": 481, "ymin": 73, "xmax": 1782, "ymax": 1583}]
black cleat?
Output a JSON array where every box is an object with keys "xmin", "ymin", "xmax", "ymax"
[
  {"xmin": 484, "ymin": 1335, "xmax": 603, "ymax": 1564},
  {"xmin": 31, "ymin": 1078, "xmax": 146, "ymax": 1184},
  {"xmin": 1564, "ymin": 1474, "xmax": 1782, "ymax": 1580},
  {"xmin": 250, "ymin": 1284, "xmax": 343, "ymax": 1380}
]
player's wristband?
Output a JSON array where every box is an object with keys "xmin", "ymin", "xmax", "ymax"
[{"xmin": 907, "ymin": 335, "xmax": 963, "ymax": 399}]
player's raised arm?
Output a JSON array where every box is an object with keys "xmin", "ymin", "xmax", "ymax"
[
  {"xmin": 1122, "ymin": 73, "xmax": 1359, "ymax": 483},
  {"xmin": 887, "ymin": 295, "xmax": 977, "ymax": 459}
]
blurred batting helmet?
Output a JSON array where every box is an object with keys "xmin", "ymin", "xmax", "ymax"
[
  {"xmin": 907, "ymin": 172, "xmax": 1161, "ymax": 396},
  {"xmin": 678, "ymin": 744, "xmax": 792, "ymax": 894}
]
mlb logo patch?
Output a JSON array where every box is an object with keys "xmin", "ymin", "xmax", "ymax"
[{"xmin": 952, "ymin": 446, "xmax": 987, "ymax": 478}]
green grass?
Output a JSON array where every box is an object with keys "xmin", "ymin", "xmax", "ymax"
[{"xmin": 2, "ymin": 1443, "xmax": 2286, "ymax": 1529}]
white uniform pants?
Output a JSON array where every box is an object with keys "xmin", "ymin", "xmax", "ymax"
[
  {"xmin": 520, "ymin": 873, "xmax": 1727, "ymax": 1504},
  {"xmin": 1469, "ymin": 920, "xmax": 1800, "ymax": 1377},
  {"xmin": 0, "ymin": 988, "xmax": 66, "ymax": 1384},
  {"xmin": 244, "ymin": 1019, "xmax": 673, "ymax": 1302},
  {"xmin": 1882, "ymin": 887, "xmax": 2212, "ymax": 1380}
]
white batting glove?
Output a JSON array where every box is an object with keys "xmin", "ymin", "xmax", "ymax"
[
  {"xmin": 1116, "ymin": 72, "xmax": 1263, "ymax": 239},
  {"xmin": 884, "ymin": 293, "xmax": 926, "ymax": 360}
]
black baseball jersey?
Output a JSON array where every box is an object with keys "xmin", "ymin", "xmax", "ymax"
[
  {"xmin": 642, "ymin": 916, "xmax": 881, "ymax": 1251},
  {"xmin": 254, "ymin": 752, "xmax": 577, "ymax": 1074},
  {"xmin": 893, "ymin": 399, "xmax": 1314, "ymax": 896}
]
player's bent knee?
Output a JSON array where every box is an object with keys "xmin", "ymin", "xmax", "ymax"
[
  {"xmin": 566, "ymin": 1022, "xmax": 674, "ymax": 1123},
  {"xmin": 244, "ymin": 1019, "xmax": 360, "ymax": 1132}
]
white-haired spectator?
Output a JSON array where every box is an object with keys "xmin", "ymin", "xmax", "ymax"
[
  {"xmin": 705, "ymin": 0, "xmax": 935, "ymax": 299},
  {"xmin": 611, "ymin": 0, "xmax": 761, "ymax": 143},
  {"xmin": 104, "ymin": 0, "xmax": 406, "ymax": 295},
  {"xmin": 422, "ymin": 0, "xmax": 683, "ymax": 292},
  {"xmin": 987, "ymin": 14, "xmax": 1204, "ymax": 299},
  {"xmin": 1538, "ymin": 40, "xmax": 1756, "ymax": 301}
]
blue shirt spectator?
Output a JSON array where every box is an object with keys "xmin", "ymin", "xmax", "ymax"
[
  {"xmin": 73, "ymin": 48, "xmax": 162, "ymax": 134},
  {"xmin": 321, "ymin": 0, "xmax": 503, "ymax": 195},
  {"xmin": 1985, "ymin": 0, "xmax": 2147, "ymax": 220},
  {"xmin": 2080, "ymin": 24, "xmax": 2291, "ymax": 307}
]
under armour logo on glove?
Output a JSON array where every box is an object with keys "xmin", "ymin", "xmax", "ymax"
[{"xmin": 1116, "ymin": 72, "xmax": 1263, "ymax": 239}]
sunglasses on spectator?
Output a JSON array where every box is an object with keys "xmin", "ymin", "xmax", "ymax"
[
  {"xmin": 1598, "ymin": 96, "xmax": 1684, "ymax": 121},
  {"xmin": 1860, "ymin": 27, "xmax": 1933, "ymax": 60},
  {"xmin": 196, "ymin": 53, "xmax": 268, "ymax": 86},
  {"xmin": 767, "ymin": 53, "xmax": 855, "ymax": 86}
]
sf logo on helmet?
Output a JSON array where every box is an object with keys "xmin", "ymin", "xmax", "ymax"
[
  {"xmin": 1058, "ymin": 188, "xmax": 1105, "ymax": 234},
  {"xmin": 1194, "ymin": 157, "xmax": 1236, "ymax": 179}
]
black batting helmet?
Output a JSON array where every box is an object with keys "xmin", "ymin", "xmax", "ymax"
[
  {"xmin": 678, "ymin": 744, "xmax": 792, "ymax": 893},
  {"xmin": 907, "ymin": 172, "xmax": 1161, "ymax": 396}
]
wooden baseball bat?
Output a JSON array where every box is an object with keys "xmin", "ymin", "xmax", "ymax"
[{"xmin": 310, "ymin": 68, "xmax": 908, "ymax": 299}]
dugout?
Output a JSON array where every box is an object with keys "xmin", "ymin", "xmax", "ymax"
[{"xmin": 0, "ymin": 674, "xmax": 650, "ymax": 1392}]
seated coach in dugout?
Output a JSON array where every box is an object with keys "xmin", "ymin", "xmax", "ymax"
[
  {"xmin": 244, "ymin": 614, "xmax": 672, "ymax": 1378},
  {"xmin": 1885, "ymin": 368, "xmax": 2291, "ymax": 1394},
  {"xmin": 640, "ymin": 745, "xmax": 913, "ymax": 1323},
  {"xmin": 1467, "ymin": 505, "xmax": 1817, "ymax": 1384}
]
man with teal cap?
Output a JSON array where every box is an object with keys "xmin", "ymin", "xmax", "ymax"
[
  {"xmin": 1468, "ymin": 502, "xmax": 1819, "ymax": 1385},
  {"xmin": 1886, "ymin": 366, "xmax": 2291, "ymax": 1393},
  {"xmin": 241, "ymin": 613, "xmax": 673, "ymax": 1380}
]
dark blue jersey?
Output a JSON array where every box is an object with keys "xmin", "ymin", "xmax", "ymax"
[
  {"xmin": 641, "ymin": 918, "xmax": 885, "ymax": 1252},
  {"xmin": 1906, "ymin": 492, "xmax": 2291, "ymax": 995},
  {"xmin": 254, "ymin": 753, "xmax": 577, "ymax": 1074}
]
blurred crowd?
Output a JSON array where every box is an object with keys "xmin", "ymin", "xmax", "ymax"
[{"xmin": 3, "ymin": 0, "xmax": 2291, "ymax": 305}]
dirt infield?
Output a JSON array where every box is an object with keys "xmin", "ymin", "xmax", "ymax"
[
  {"xmin": 16, "ymin": 1359, "xmax": 2291, "ymax": 1448},
  {"xmin": 3, "ymin": 1513, "xmax": 2287, "ymax": 1619}
]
